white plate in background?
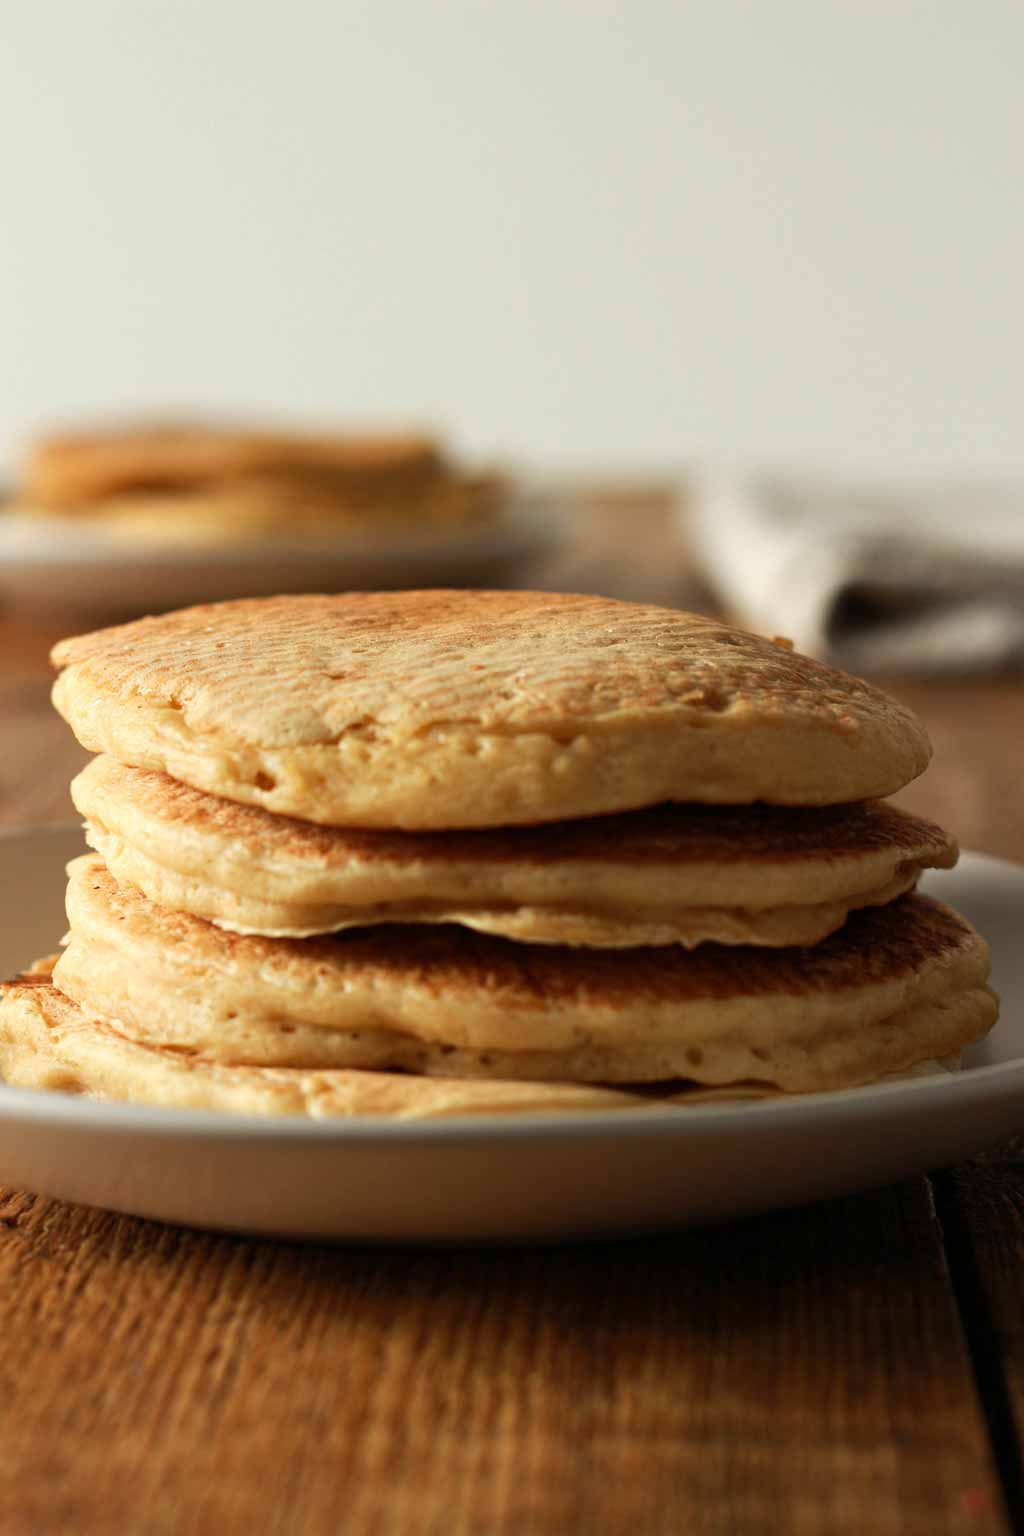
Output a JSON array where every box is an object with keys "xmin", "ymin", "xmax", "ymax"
[
  {"xmin": 0, "ymin": 495, "xmax": 560, "ymax": 619},
  {"xmin": 0, "ymin": 827, "xmax": 1020, "ymax": 1243}
]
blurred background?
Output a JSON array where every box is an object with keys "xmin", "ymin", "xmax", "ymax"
[
  {"xmin": 1, "ymin": 0, "xmax": 1022, "ymax": 472},
  {"xmin": 1, "ymin": 0, "xmax": 1022, "ymax": 850}
]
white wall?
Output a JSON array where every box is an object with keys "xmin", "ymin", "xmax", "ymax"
[{"xmin": 1, "ymin": 0, "xmax": 1022, "ymax": 474}]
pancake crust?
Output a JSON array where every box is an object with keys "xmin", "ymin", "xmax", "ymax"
[
  {"xmin": 0, "ymin": 971, "xmax": 968, "ymax": 1118},
  {"xmin": 72, "ymin": 757, "xmax": 956, "ymax": 946},
  {"xmin": 51, "ymin": 593, "xmax": 932, "ymax": 828},
  {"xmin": 50, "ymin": 857, "xmax": 996, "ymax": 1092}
]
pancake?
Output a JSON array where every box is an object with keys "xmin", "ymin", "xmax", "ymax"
[
  {"xmin": 24, "ymin": 424, "xmax": 444, "ymax": 509},
  {"xmin": 16, "ymin": 425, "xmax": 501, "ymax": 545},
  {"xmin": 72, "ymin": 757, "xmax": 957, "ymax": 947},
  {"xmin": 49, "ymin": 857, "xmax": 996, "ymax": 1092},
  {"xmin": 51, "ymin": 592, "xmax": 932, "ymax": 828},
  {"xmin": 14, "ymin": 473, "xmax": 502, "ymax": 547},
  {"xmin": 0, "ymin": 967, "xmax": 962, "ymax": 1120}
]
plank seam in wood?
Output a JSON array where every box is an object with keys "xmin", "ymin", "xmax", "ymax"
[{"xmin": 931, "ymin": 1170, "xmax": 1024, "ymax": 1532}]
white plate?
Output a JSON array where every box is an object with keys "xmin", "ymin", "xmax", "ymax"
[
  {"xmin": 0, "ymin": 496, "xmax": 558, "ymax": 618},
  {"xmin": 0, "ymin": 826, "xmax": 1021, "ymax": 1243}
]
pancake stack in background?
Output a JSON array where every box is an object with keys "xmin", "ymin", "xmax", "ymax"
[
  {"xmin": 8, "ymin": 423, "xmax": 502, "ymax": 545},
  {"xmin": 0, "ymin": 591, "xmax": 998, "ymax": 1118}
]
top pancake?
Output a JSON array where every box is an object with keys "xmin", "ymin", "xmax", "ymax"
[{"xmin": 51, "ymin": 591, "xmax": 931, "ymax": 829}]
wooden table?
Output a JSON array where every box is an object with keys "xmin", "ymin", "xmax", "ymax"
[{"xmin": 1, "ymin": 494, "xmax": 1023, "ymax": 1535}]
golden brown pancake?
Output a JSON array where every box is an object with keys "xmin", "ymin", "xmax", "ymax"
[
  {"xmin": 23, "ymin": 423, "xmax": 444, "ymax": 508},
  {"xmin": 15, "ymin": 477, "xmax": 502, "ymax": 546},
  {"xmin": 0, "ymin": 968, "xmax": 805, "ymax": 1118},
  {"xmin": 51, "ymin": 593, "xmax": 932, "ymax": 828},
  {"xmin": 0, "ymin": 961, "xmax": 978, "ymax": 1119},
  {"xmin": 15, "ymin": 426, "xmax": 503, "ymax": 544},
  {"xmin": 46, "ymin": 857, "xmax": 996, "ymax": 1093},
  {"xmin": 72, "ymin": 757, "xmax": 956, "ymax": 946}
]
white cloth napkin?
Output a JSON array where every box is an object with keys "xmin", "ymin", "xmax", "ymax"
[{"xmin": 687, "ymin": 471, "xmax": 1024, "ymax": 674}]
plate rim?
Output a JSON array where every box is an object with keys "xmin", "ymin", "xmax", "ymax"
[{"xmin": 0, "ymin": 490, "xmax": 557, "ymax": 568}]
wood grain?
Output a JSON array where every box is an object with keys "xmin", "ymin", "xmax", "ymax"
[
  {"xmin": 937, "ymin": 1146, "xmax": 1024, "ymax": 1530},
  {"xmin": 888, "ymin": 681, "xmax": 1024, "ymax": 866},
  {"xmin": 0, "ymin": 1182, "xmax": 1007, "ymax": 1536}
]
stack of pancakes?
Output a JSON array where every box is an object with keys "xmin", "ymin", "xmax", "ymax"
[
  {"xmin": 10, "ymin": 424, "xmax": 501, "ymax": 545},
  {"xmin": 0, "ymin": 591, "xmax": 998, "ymax": 1118}
]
